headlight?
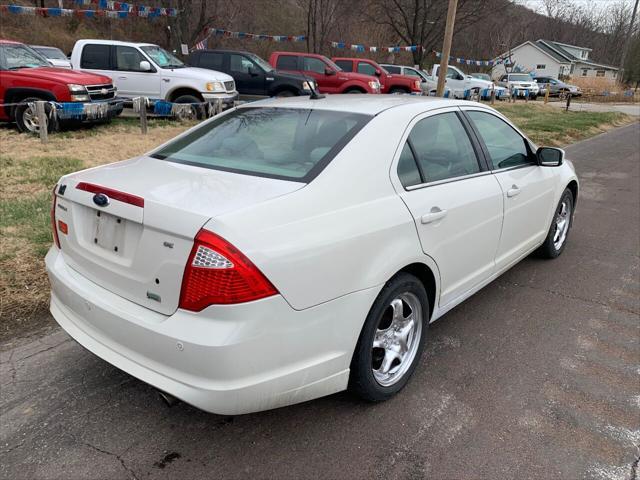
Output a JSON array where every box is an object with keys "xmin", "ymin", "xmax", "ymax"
[
  {"xmin": 68, "ymin": 83, "xmax": 88, "ymax": 93},
  {"xmin": 206, "ymin": 82, "xmax": 225, "ymax": 92},
  {"xmin": 368, "ymin": 81, "xmax": 380, "ymax": 90},
  {"xmin": 302, "ymin": 81, "xmax": 313, "ymax": 91},
  {"xmin": 70, "ymin": 94, "xmax": 91, "ymax": 102}
]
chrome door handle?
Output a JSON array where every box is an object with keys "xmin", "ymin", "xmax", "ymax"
[
  {"xmin": 117, "ymin": 76, "xmax": 127, "ymax": 80},
  {"xmin": 421, "ymin": 207, "xmax": 447, "ymax": 224},
  {"xmin": 507, "ymin": 185, "xmax": 521, "ymax": 198}
]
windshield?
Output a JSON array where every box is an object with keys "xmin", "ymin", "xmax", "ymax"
[
  {"xmin": 33, "ymin": 47, "xmax": 67, "ymax": 60},
  {"xmin": 247, "ymin": 53, "xmax": 273, "ymax": 72},
  {"xmin": 151, "ymin": 107, "xmax": 371, "ymax": 182},
  {"xmin": 140, "ymin": 45, "xmax": 184, "ymax": 68},
  {"xmin": 509, "ymin": 74, "xmax": 532, "ymax": 81},
  {"xmin": 1, "ymin": 44, "xmax": 50, "ymax": 70}
]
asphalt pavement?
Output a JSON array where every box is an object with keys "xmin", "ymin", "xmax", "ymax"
[{"xmin": 1, "ymin": 123, "xmax": 639, "ymax": 480}]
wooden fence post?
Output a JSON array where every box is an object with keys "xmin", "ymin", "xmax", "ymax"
[
  {"xmin": 565, "ymin": 93, "xmax": 572, "ymax": 111},
  {"xmin": 544, "ymin": 88, "xmax": 550, "ymax": 104},
  {"xmin": 35, "ymin": 101, "xmax": 48, "ymax": 143},
  {"xmin": 140, "ymin": 97, "xmax": 148, "ymax": 135},
  {"xmin": 490, "ymin": 88, "xmax": 495, "ymax": 105}
]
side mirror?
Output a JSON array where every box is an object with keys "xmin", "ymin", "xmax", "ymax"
[
  {"xmin": 537, "ymin": 146, "xmax": 564, "ymax": 167},
  {"xmin": 324, "ymin": 68, "xmax": 336, "ymax": 76},
  {"xmin": 248, "ymin": 66, "xmax": 259, "ymax": 76},
  {"xmin": 139, "ymin": 60, "xmax": 152, "ymax": 71},
  {"xmin": 375, "ymin": 69, "xmax": 382, "ymax": 76}
]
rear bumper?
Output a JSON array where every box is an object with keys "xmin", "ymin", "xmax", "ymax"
[{"xmin": 45, "ymin": 247, "xmax": 377, "ymax": 415}]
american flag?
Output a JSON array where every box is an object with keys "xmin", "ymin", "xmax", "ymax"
[{"xmin": 194, "ymin": 40, "xmax": 206, "ymax": 50}]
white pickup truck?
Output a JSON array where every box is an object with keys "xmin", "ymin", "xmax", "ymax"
[
  {"xmin": 71, "ymin": 39, "xmax": 238, "ymax": 106},
  {"xmin": 425, "ymin": 64, "xmax": 507, "ymax": 99}
]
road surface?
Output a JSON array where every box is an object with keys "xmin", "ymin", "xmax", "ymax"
[{"xmin": 1, "ymin": 123, "xmax": 639, "ymax": 480}]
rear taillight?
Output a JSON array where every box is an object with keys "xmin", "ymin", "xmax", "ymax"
[
  {"xmin": 179, "ymin": 229, "xmax": 278, "ymax": 311},
  {"xmin": 414, "ymin": 80, "xmax": 420, "ymax": 90},
  {"xmin": 51, "ymin": 186, "xmax": 60, "ymax": 249}
]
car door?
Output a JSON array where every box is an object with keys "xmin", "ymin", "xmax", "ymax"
[
  {"xmin": 394, "ymin": 108, "xmax": 504, "ymax": 307},
  {"xmin": 113, "ymin": 45, "xmax": 161, "ymax": 98},
  {"xmin": 230, "ymin": 53, "xmax": 264, "ymax": 96},
  {"xmin": 463, "ymin": 108, "xmax": 557, "ymax": 270},
  {"xmin": 301, "ymin": 56, "xmax": 335, "ymax": 93}
]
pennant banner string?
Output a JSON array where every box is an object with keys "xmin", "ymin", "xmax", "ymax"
[{"xmin": 0, "ymin": 3, "xmax": 177, "ymax": 17}]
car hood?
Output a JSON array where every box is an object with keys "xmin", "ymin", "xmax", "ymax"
[
  {"xmin": 14, "ymin": 66, "xmax": 112, "ymax": 84},
  {"xmin": 159, "ymin": 66, "xmax": 234, "ymax": 83},
  {"xmin": 467, "ymin": 78, "xmax": 494, "ymax": 88},
  {"xmin": 271, "ymin": 69, "xmax": 313, "ymax": 83},
  {"xmin": 337, "ymin": 71, "xmax": 378, "ymax": 83}
]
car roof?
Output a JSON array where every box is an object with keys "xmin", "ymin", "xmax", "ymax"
[
  {"xmin": 30, "ymin": 45, "xmax": 62, "ymax": 49},
  {"xmin": 240, "ymin": 94, "xmax": 473, "ymax": 116},
  {"xmin": 196, "ymin": 49, "xmax": 252, "ymax": 55},
  {"xmin": 0, "ymin": 39, "xmax": 22, "ymax": 45},
  {"xmin": 75, "ymin": 39, "xmax": 157, "ymax": 47}
]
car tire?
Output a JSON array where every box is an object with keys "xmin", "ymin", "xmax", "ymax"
[
  {"xmin": 389, "ymin": 88, "xmax": 408, "ymax": 95},
  {"xmin": 536, "ymin": 188, "xmax": 574, "ymax": 259},
  {"xmin": 275, "ymin": 90, "xmax": 296, "ymax": 97},
  {"xmin": 14, "ymin": 97, "xmax": 55, "ymax": 134},
  {"xmin": 173, "ymin": 94, "xmax": 201, "ymax": 104},
  {"xmin": 345, "ymin": 88, "xmax": 364, "ymax": 94},
  {"xmin": 349, "ymin": 273, "xmax": 429, "ymax": 402}
]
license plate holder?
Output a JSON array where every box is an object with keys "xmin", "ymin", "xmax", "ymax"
[{"xmin": 93, "ymin": 211, "xmax": 125, "ymax": 253}]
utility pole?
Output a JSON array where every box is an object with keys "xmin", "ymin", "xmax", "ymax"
[
  {"xmin": 619, "ymin": 0, "xmax": 639, "ymax": 76},
  {"xmin": 436, "ymin": 0, "xmax": 458, "ymax": 97}
]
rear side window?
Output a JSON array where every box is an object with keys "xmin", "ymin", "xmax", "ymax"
[
  {"xmin": 408, "ymin": 112, "xmax": 480, "ymax": 183},
  {"xmin": 276, "ymin": 55, "xmax": 298, "ymax": 70},
  {"xmin": 384, "ymin": 65, "xmax": 401, "ymax": 74},
  {"xmin": 151, "ymin": 108, "xmax": 371, "ymax": 182},
  {"xmin": 466, "ymin": 111, "xmax": 532, "ymax": 169},
  {"xmin": 357, "ymin": 62, "xmax": 377, "ymax": 76},
  {"xmin": 115, "ymin": 46, "xmax": 146, "ymax": 72},
  {"xmin": 80, "ymin": 44, "xmax": 110, "ymax": 70},
  {"xmin": 200, "ymin": 52, "xmax": 223, "ymax": 70},
  {"xmin": 334, "ymin": 60, "xmax": 353, "ymax": 72},
  {"xmin": 397, "ymin": 142, "xmax": 422, "ymax": 188},
  {"xmin": 302, "ymin": 57, "xmax": 326, "ymax": 74}
]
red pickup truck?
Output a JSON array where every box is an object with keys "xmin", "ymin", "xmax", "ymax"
[
  {"xmin": 332, "ymin": 57, "xmax": 422, "ymax": 95},
  {"xmin": 268, "ymin": 51, "xmax": 381, "ymax": 94},
  {"xmin": 0, "ymin": 39, "xmax": 122, "ymax": 133}
]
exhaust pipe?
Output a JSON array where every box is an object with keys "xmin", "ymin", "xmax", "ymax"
[{"xmin": 157, "ymin": 390, "xmax": 179, "ymax": 408}]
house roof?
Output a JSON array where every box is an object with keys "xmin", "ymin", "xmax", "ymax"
[
  {"xmin": 534, "ymin": 40, "xmax": 573, "ymax": 63},
  {"xmin": 548, "ymin": 40, "xmax": 592, "ymax": 52},
  {"xmin": 536, "ymin": 40, "xmax": 577, "ymax": 62},
  {"xmin": 495, "ymin": 40, "xmax": 570, "ymax": 64}
]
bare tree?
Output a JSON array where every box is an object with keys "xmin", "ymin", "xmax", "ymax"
[
  {"xmin": 297, "ymin": 0, "xmax": 341, "ymax": 53},
  {"xmin": 167, "ymin": 0, "xmax": 241, "ymax": 51}
]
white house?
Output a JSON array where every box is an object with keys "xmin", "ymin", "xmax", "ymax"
[{"xmin": 492, "ymin": 39, "xmax": 619, "ymax": 80}]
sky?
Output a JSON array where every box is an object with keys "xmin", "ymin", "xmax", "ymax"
[{"xmin": 519, "ymin": 0, "xmax": 635, "ymax": 13}]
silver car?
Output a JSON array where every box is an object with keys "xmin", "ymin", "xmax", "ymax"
[{"xmin": 534, "ymin": 77, "xmax": 582, "ymax": 97}]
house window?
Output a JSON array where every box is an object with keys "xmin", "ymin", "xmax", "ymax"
[
  {"xmin": 536, "ymin": 64, "xmax": 546, "ymax": 70},
  {"xmin": 596, "ymin": 70, "xmax": 605, "ymax": 77},
  {"xmin": 581, "ymin": 68, "xmax": 589, "ymax": 76}
]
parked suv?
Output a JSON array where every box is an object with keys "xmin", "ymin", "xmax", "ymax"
[
  {"xmin": 71, "ymin": 40, "xmax": 237, "ymax": 106},
  {"xmin": 189, "ymin": 49, "xmax": 315, "ymax": 99},
  {"xmin": 0, "ymin": 39, "xmax": 122, "ymax": 133},
  {"xmin": 332, "ymin": 57, "xmax": 421, "ymax": 94},
  {"xmin": 268, "ymin": 52, "xmax": 380, "ymax": 94},
  {"xmin": 497, "ymin": 73, "xmax": 540, "ymax": 99}
]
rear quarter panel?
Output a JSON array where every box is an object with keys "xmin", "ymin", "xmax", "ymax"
[{"xmin": 207, "ymin": 107, "xmax": 439, "ymax": 311}]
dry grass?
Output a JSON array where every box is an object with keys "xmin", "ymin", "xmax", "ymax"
[{"xmin": 0, "ymin": 118, "xmax": 194, "ymax": 342}]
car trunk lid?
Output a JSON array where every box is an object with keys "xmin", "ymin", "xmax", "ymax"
[{"xmin": 54, "ymin": 156, "xmax": 304, "ymax": 315}]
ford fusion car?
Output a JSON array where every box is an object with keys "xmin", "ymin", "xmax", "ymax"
[{"xmin": 46, "ymin": 95, "xmax": 578, "ymax": 415}]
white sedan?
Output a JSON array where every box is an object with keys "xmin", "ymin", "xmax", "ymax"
[{"xmin": 46, "ymin": 95, "xmax": 578, "ymax": 414}]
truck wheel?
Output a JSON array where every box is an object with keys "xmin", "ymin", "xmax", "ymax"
[
  {"xmin": 275, "ymin": 90, "xmax": 296, "ymax": 97},
  {"xmin": 345, "ymin": 88, "xmax": 365, "ymax": 94},
  {"xmin": 14, "ymin": 97, "xmax": 54, "ymax": 134},
  {"xmin": 389, "ymin": 88, "xmax": 408, "ymax": 95},
  {"xmin": 173, "ymin": 94, "xmax": 200, "ymax": 104}
]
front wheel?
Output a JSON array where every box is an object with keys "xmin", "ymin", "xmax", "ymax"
[
  {"xmin": 536, "ymin": 188, "xmax": 574, "ymax": 258},
  {"xmin": 14, "ymin": 98, "xmax": 54, "ymax": 134},
  {"xmin": 349, "ymin": 273, "xmax": 429, "ymax": 402},
  {"xmin": 389, "ymin": 88, "xmax": 408, "ymax": 95}
]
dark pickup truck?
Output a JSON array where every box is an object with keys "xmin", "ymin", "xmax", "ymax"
[{"xmin": 188, "ymin": 49, "xmax": 315, "ymax": 99}]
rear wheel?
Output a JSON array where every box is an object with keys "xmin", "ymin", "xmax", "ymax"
[
  {"xmin": 345, "ymin": 88, "xmax": 365, "ymax": 94},
  {"xmin": 14, "ymin": 97, "xmax": 54, "ymax": 134},
  {"xmin": 349, "ymin": 273, "xmax": 428, "ymax": 402},
  {"xmin": 537, "ymin": 188, "xmax": 574, "ymax": 258}
]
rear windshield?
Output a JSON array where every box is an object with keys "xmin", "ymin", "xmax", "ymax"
[{"xmin": 151, "ymin": 107, "xmax": 371, "ymax": 182}]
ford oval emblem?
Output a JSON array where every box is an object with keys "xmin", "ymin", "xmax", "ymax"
[{"xmin": 93, "ymin": 193, "xmax": 110, "ymax": 207}]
